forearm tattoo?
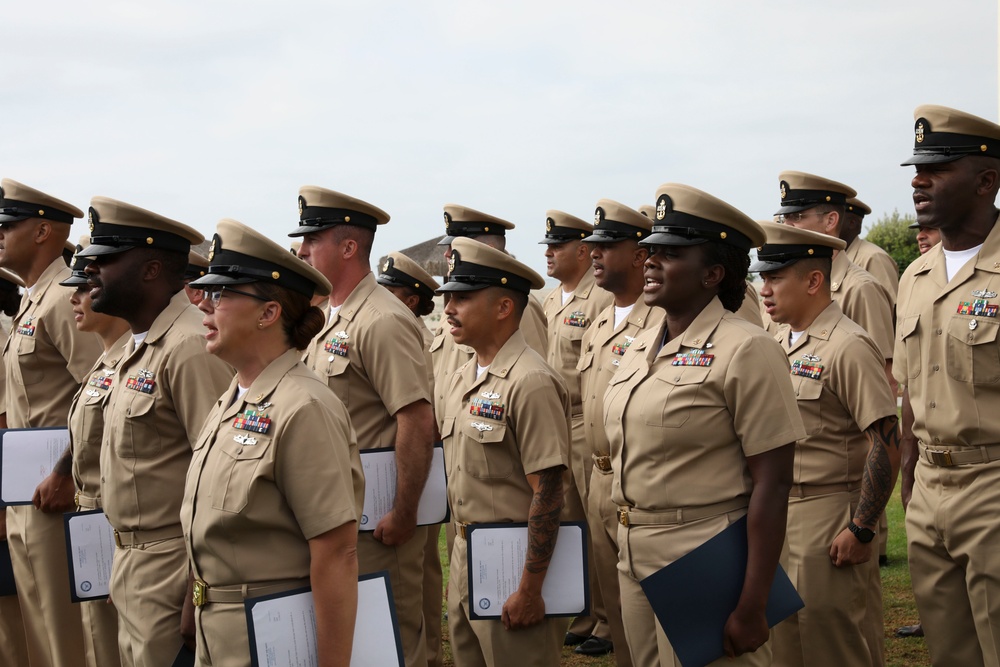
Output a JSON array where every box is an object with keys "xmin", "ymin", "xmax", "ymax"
[
  {"xmin": 857, "ymin": 415, "xmax": 899, "ymax": 527},
  {"xmin": 53, "ymin": 447, "xmax": 73, "ymax": 476},
  {"xmin": 526, "ymin": 468, "xmax": 563, "ymax": 575}
]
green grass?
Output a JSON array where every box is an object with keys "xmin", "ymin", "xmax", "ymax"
[{"xmin": 435, "ymin": 484, "xmax": 928, "ymax": 666}]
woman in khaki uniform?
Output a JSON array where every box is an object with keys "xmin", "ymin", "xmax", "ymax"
[
  {"xmin": 61, "ymin": 240, "xmax": 129, "ymax": 667},
  {"xmin": 180, "ymin": 219, "xmax": 364, "ymax": 667},
  {"xmin": 604, "ymin": 184, "xmax": 806, "ymax": 667}
]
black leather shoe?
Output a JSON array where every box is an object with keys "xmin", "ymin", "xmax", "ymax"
[
  {"xmin": 879, "ymin": 555, "xmax": 889, "ymax": 567},
  {"xmin": 564, "ymin": 632, "xmax": 589, "ymax": 646},
  {"xmin": 895, "ymin": 624, "xmax": 924, "ymax": 638},
  {"xmin": 575, "ymin": 636, "xmax": 614, "ymax": 656}
]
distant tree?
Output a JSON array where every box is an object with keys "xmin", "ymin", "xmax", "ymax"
[{"xmin": 865, "ymin": 209, "xmax": 919, "ymax": 277}]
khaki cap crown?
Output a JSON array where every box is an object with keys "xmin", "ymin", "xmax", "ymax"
[
  {"xmin": 903, "ymin": 104, "xmax": 1000, "ymax": 165},
  {"xmin": 79, "ymin": 197, "xmax": 202, "ymax": 257},
  {"xmin": 775, "ymin": 171, "xmax": 857, "ymax": 215},
  {"xmin": 638, "ymin": 204, "xmax": 657, "ymax": 219},
  {"xmin": 438, "ymin": 204, "xmax": 515, "ymax": 245},
  {"xmin": 438, "ymin": 237, "xmax": 544, "ymax": 294},
  {"xmin": 750, "ymin": 221, "xmax": 846, "ymax": 273},
  {"xmin": 0, "ymin": 178, "xmax": 83, "ymax": 224},
  {"xmin": 845, "ymin": 197, "xmax": 871, "ymax": 217},
  {"xmin": 647, "ymin": 183, "xmax": 765, "ymax": 250},
  {"xmin": 540, "ymin": 210, "xmax": 592, "ymax": 244},
  {"xmin": 290, "ymin": 186, "xmax": 390, "ymax": 237},
  {"xmin": 377, "ymin": 251, "xmax": 440, "ymax": 300},
  {"xmin": 185, "ymin": 249, "xmax": 210, "ymax": 280},
  {"xmin": 583, "ymin": 199, "xmax": 652, "ymax": 243},
  {"xmin": 192, "ymin": 218, "xmax": 331, "ymax": 298}
]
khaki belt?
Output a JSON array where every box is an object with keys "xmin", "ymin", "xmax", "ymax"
[
  {"xmin": 592, "ymin": 453, "xmax": 612, "ymax": 473},
  {"xmin": 74, "ymin": 492, "xmax": 102, "ymax": 511},
  {"xmin": 922, "ymin": 444, "xmax": 1000, "ymax": 467},
  {"xmin": 788, "ymin": 482, "xmax": 861, "ymax": 498},
  {"xmin": 192, "ymin": 577, "xmax": 309, "ymax": 608},
  {"xmin": 617, "ymin": 497, "xmax": 748, "ymax": 527},
  {"xmin": 113, "ymin": 525, "xmax": 183, "ymax": 549}
]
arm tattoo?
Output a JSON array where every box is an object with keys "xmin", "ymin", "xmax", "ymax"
[
  {"xmin": 525, "ymin": 467, "xmax": 563, "ymax": 575},
  {"xmin": 857, "ymin": 415, "xmax": 899, "ymax": 526},
  {"xmin": 53, "ymin": 446, "xmax": 73, "ymax": 476}
]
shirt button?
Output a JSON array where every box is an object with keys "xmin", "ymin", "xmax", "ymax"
[
  {"xmin": 936, "ymin": 329, "xmax": 943, "ymax": 335},
  {"xmin": 932, "ymin": 365, "xmax": 940, "ymax": 372},
  {"xmin": 457, "ymin": 499, "xmax": 463, "ymax": 506},
  {"xmin": 929, "ymin": 402, "xmax": 936, "ymax": 408},
  {"xmin": 934, "ymin": 437, "xmax": 941, "ymax": 443}
]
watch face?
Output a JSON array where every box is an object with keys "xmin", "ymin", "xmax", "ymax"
[{"xmin": 849, "ymin": 523, "xmax": 876, "ymax": 543}]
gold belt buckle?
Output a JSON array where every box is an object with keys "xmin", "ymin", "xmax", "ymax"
[
  {"xmin": 113, "ymin": 529, "xmax": 122, "ymax": 548},
  {"xmin": 74, "ymin": 492, "xmax": 81, "ymax": 510},
  {"xmin": 192, "ymin": 580, "xmax": 207, "ymax": 608},
  {"xmin": 618, "ymin": 509, "xmax": 630, "ymax": 527},
  {"xmin": 929, "ymin": 449, "xmax": 954, "ymax": 466}
]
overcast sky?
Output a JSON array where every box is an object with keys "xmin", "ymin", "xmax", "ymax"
[{"xmin": 3, "ymin": 1, "xmax": 997, "ymax": 279}]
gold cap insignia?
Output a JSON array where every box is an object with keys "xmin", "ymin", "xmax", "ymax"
[
  {"xmin": 780, "ymin": 182, "xmax": 787, "ymax": 200},
  {"xmin": 656, "ymin": 195, "xmax": 669, "ymax": 221},
  {"xmin": 298, "ymin": 196, "xmax": 305, "ymax": 217},
  {"xmin": 146, "ymin": 237, "xmax": 154, "ymax": 245},
  {"xmin": 272, "ymin": 271, "xmax": 280, "ymax": 280},
  {"xmin": 382, "ymin": 258, "xmax": 391, "ymax": 272},
  {"xmin": 447, "ymin": 251, "xmax": 457, "ymax": 274},
  {"xmin": 443, "ymin": 212, "xmax": 451, "ymax": 230},
  {"xmin": 208, "ymin": 237, "xmax": 217, "ymax": 261},
  {"xmin": 916, "ymin": 121, "xmax": 925, "ymax": 144},
  {"xmin": 546, "ymin": 217, "xmax": 553, "ymax": 232},
  {"xmin": 593, "ymin": 208, "xmax": 603, "ymax": 226},
  {"xmin": 38, "ymin": 209, "xmax": 45, "ymax": 216}
]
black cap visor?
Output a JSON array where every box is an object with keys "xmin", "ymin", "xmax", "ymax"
[
  {"xmin": 640, "ymin": 231, "xmax": 709, "ymax": 247},
  {"xmin": 436, "ymin": 279, "xmax": 491, "ymax": 294}
]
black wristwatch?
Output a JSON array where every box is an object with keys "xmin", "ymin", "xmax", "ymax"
[{"xmin": 847, "ymin": 522, "xmax": 876, "ymax": 544}]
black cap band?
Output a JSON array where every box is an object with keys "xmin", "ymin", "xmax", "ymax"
[
  {"xmin": 645, "ymin": 209, "xmax": 753, "ymax": 251},
  {"xmin": 0, "ymin": 197, "xmax": 75, "ymax": 224},
  {"xmin": 756, "ymin": 243, "xmax": 835, "ymax": 263},
  {"xmin": 204, "ymin": 244, "xmax": 315, "ymax": 297},
  {"xmin": 297, "ymin": 201, "xmax": 380, "ymax": 233}
]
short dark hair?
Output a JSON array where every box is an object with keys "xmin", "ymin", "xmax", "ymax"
[
  {"xmin": 792, "ymin": 256, "xmax": 832, "ymax": 285},
  {"xmin": 331, "ymin": 225, "xmax": 375, "ymax": 261},
  {"xmin": 700, "ymin": 241, "xmax": 750, "ymax": 312}
]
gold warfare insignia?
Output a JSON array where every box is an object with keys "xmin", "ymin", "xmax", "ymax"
[
  {"xmin": 546, "ymin": 217, "xmax": 553, "ymax": 232},
  {"xmin": 780, "ymin": 182, "xmax": 787, "ymax": 200},
  {"xmin": 208, "ymin": 237, "xmax": 216, "ymax": 261},
  {"xmin": 916, "ymin": 121, "xmax": 925, "ymax": 144}
]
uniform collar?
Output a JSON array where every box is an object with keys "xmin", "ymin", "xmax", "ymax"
[
  {"xmin": 239, "ymin": 348, "xmax": 301, "ymax": 410},
  {"xmin": 23, "ymin": 257, "xmax": 69, "ymax": 308},
  {"xmin": 143, "ymin": 290, "xmax": 199, "ymax": 346},
  {"xmin": 333, "ymin": 272, "xmax": 377, "ymax": 324},
  {"xmin": 830, "ymin": 252, "xmax": 850, "ymax": 293},
  {"xmin": 784, "ymin": 300, "xmax": 843, "ymax": 353},
  {"xmin": 463, "ymin": 329, "xmax": 529, "ymax": 392},
  {"xmin": 654, "ymin": 296, "xmax": 726, "ymax": 359}
]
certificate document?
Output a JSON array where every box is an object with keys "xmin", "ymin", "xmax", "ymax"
[
  {"xmin": 466, "ymin": 521, "xmax": 589, "ymax": 620},
  {"xmin": 358, "ymin": 443, "xmax": 448, "ymax": 531},
  {"xmin": 245, "ymin": 571, "xmax": 404, "ymax": 667},
  {"xmin": 0, "ymin": 428, "xmax": 70, "ymax": 505},
  {"xmin": 63, "ymin": 510, "xmax": 115, "ymax": 601}
]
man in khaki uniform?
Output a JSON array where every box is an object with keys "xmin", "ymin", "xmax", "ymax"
[
  {"xmin": 377, "ymin": 251, "xmax": 447, "ymax": 667},
  {"xmin": 775, "ymin": 172, "xmax": 896, "ymax": 664},
  {"xmin": 80, "ymin": 197, "xmax": 234, "ymax": 666},
  {"xmin": 752, "ymin": 223, "xmax": 900, "ymax": 667},
  {"xmin": 841, "ymin": 197, "xmax": 899, "ymax": 301},
  {"xmin": 896, "ymin": 104, "xmax": 1000, "ymax": 666},
  {"xmin": 538, "ymin": 209, "xmax": 613, "ymax": 654},
  {"xmin": 579, "ymin": 200, "xmax": 660, "ymax": 667},
  {"xmin": 293, "ymin": 187, "xmax": 435, "ymax": 667},
  {"xmin": 0, "ymin": 179, "xmax": 101, "ymax": 667},
  {"xmin": 436, "ymin": 237, "xmax": 570, "ymax": 667}
]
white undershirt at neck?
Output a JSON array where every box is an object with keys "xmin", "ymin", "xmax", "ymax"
[
  {"xmin": 614, "ymin": 304, "xmax": 634, "ymax": 329},
  {"xmin": 943, "ymin": 244, "xmax": 983, "ymax": 283},
  {"xmin": 476, "ymin": 363, "xmax": 489, "ymax": 379},
  {"xmin": 328, "ymin": 304, "xmax": 342, "ymax": 324},
  {"xmin": 132, "ymin": 331, "xmax": 149, "ymax": 347},
  {"xmin": 561, "ymin": 289, "xmax": 573, "ymax": 306},
  {"xmin": 789, "ymin": 330, "xmax": 805, "ymax": 346}
]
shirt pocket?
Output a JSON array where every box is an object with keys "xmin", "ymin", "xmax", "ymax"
[
  {"xmin": 14, "ymin": 336, "xmax": 43, "ymax": 386},
  {"xmin": 793, "ymin": 376, "xmax": 824, "ymax": 436},
  {"xmin": 947, "ymin": 316, "xmax": 1000, "ymax": 384},
  {"xmin": 897, "ymin": 314, "xmax": 921, "ymax": 380},
  {"xmin": 558, "ymin": 324, "xmax": 586, "ymax": 361},
  {"xmin": 322, "ymin": 353, "xmax": 351, "ymax": 406},
  {"xmin": 459, "ymin": 419, "xmax": 511, "ymax": 479},
  {"xmin": 116, "ymin": 392, "xmax": 162, "ymax": 459},
  {"xmin": 440, "ymin": 416, "xmax": 456, "ymax": 476},
  {"xmin": 640, "ymin": 367, "xmax": 711, "ymax": 429},
  {"xmin": 576, "ymin": 352, "xmax": 594, "ymax": 373},
  {"xmin": 210, "ymin": 433, "xmax": 272, "ymax": 513}
]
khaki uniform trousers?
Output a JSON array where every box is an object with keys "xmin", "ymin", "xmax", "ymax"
[
  {"xmin": 771, "ymin": 492, "xmax": 874, "ymax": 667},
  {"xmin": 358, "ymin": 526, "xmax": 428, "ymax": 667},
  {"xmin": 422, "ymin": 524, "xmax": 444, "ymax": 667},
  {"xmin": 111, "ymin": 535, "xmax": 189, "ymax": 667},
  {"xmin": 82, "ymin": 598, "xmax": 123, "ymax": 667},
  {"xmin": 0, "ymin": 590, "xmax": 29, "ymax": 667},
  {"xmin": 447, "ymin": 533, "xmax": 566, "ymax": 667},
  {"xmin": 564, "ymin": 415, "xmax": 610, "ymax": 641},
  {"xmin": 861, "ymin": 536, "xmax": 884, "ymax": 667},
  {"xmin": 587, "ymin": 464, "xmax": 633, "ymax": 667},
  {"xmin": 6, "ymin": 505, "xmax": 86, "ymax": 667},
  {"xmin": 617, "ymin": 510, "xmax": 771, "ymax": 667},
  {"xmin": 906, "ymin": 456, "xmax": 1000, "ymax": 667}
]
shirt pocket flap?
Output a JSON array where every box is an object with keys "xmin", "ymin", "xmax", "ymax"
[
  {"xmin": 324, "ymin": 353, "xmax": 350, "ymax": 377},
  {"xmin": 662, "ymin": 367, "xmax": 712, "ymax": 386},
  {"xmin": 219, "ymin": 433, "xmax": 272, "ymax": 460},
  {"xmin": 898, "ymin": 313, "xmax": 920, "ymax": 340},
  {"xmin": 576, "ymin": 352, "xmax": 594, "ymax": 372},
  {"xmin": 460, "ymin": 419, "xmax": 507, "ymax": 444},
  {"xmin": 440, "ymin": 416, "xmax": 455, "ymax": 439},
  {"xmin": 948, "ymin": 316, "xmax": 1000, "ymax": 346},
  {"xmin": 608, "ymin": 365, "xmax": 639, "ymax": 386},
  {"xmin": 794, "ymin": 377, "xmax": 824, "ymax": 400}
]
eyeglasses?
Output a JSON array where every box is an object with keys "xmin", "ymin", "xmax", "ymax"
[
  {"xmin": 779, "ymin": 210, "xmax": 825, "ymax": 224},
  {"xmin": 202, "ymin": 286, "xmax": 271, "ymax": 308}
]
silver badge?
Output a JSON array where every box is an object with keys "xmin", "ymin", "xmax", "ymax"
[
  {"xmin": 802, "ymin": 353, "xmax": 822, "ymax": 362},
  {"xmin": 256, "ymin": 401, "xmax": 272, "ymax": 410},
  {"xmin": 612, "ymin": 359, "xmax": 620, "ymax": 367},
  {"xmin": 334, "ymin": 330, "xmax": 349, "ymax": 339},
  {"xmin": 972, "ymin": 289, "xmax": 998, "ymax": 298},
  {"xmin": 471, "ymin": 421, "xmax": 493, "ymax": 432},
  {"xmin": 234, "ymin": 434, "xmax": 258, "ymax": 446},
  {"xmin": 480, "ymin": 391, "xmax": 500, "ymax": 400},
  {"xmin": 86, "ymin": 389, "xmax": 101, "ymax": 397},
  {"xmin": 970, "ymin": 319, "xmax": 979, "ymax": 331}
]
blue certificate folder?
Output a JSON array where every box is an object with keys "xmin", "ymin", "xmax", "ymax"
[
  {"xmin": 0, "ymin": 540, "xmax": 16, "ymax": 597},
  {"xmin": 638, "ymin": 515, "xmax": 804, "ymax": 667}
]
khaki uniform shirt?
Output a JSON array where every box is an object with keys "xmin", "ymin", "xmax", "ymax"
[
  {"xmin": 181, "ymin": 349, "xmax": 363, "ymax": 586},
  {"xmin": 431, "ymin": 292, "xmax": 549, "ymax": 411},
  {"xmin": 736, "ymin": 281, "xmax": 764, "ymax": 328},
  {"xmin": 578, "ymin": 298, "xmax": 663, "ymax": 457},
  {"xmin": 437, "ymin": 330, "xmax": 569, "ymax": 524},
  {"xmin": 777, "ymin": 302, "xmax": 896, "ymax": 486},
  {"xmin": 895, "ymin": 217, "xmax": 1000, "ymax": 448},
  {"xmin": 542, "ymin": 272, "xmax": 613, "ymax": 414},
  {"xmin": 831, "ymin": 252, "xmax": 895, "ymax": 360},
  {"xmin": 101, "ymin": 291, "xmax": 233, "ymax": 532},
  {"xmin": 303, "ymin": 273, "xmax": 430, "ymax": 451},
  {"xmin": 2, "ymin": 259, "xmax": 102, "ymax": 427},
  {"xmin": 69, "ymin": 332, "xmax": 130, "ymax": 504},
  {"xmin": 845, "ymin": 236, "xmax": 899, "ymax": 303},
  {"xmin": 604, "ymin": 298, "xmax": 805, "ymax": 510}
]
